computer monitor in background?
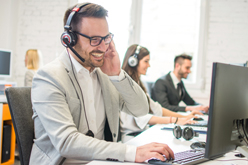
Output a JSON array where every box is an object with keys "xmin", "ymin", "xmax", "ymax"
[
  {"xmin": 205, "ymin": 62, "xmax": 248, "ymax": 159},
  {"xmin": 0, "ymin": 49, "xmax": 12, "ymax": 78}
]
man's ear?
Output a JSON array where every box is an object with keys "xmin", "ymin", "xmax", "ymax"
[{"xmin": 175, "ymin": 63, "xmax": 180, "ymax": 70}]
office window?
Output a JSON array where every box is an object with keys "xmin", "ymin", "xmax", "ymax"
[
  {"xmin": 139, "ymin": 0, "xmax": 202, "ymax": 83},
  {"xmin": 78, "ymin": 0, "xmax": 206, "ymax": 88}
]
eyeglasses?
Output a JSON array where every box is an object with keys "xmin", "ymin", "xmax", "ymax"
[{"xmin": 74, "ymin": 31, "xmax": 114, "ymax": 47}]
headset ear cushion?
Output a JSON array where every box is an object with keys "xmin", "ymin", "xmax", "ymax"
[
  {"xmin": 182, "ymin": 127, "xmax": 194, "ymax": 140},
  {"xmin": 173, "ymin": 126, "xmax": 182, "ymax": 139},
  {"xmin": 61, "ymin": 31, "xmax": 78, "ymax": 47},
  {"xmin": 128, "ymin": 55, "xmax": 138, "ymax": 67}
]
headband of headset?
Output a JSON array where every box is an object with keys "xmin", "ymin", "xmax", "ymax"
[
  {"xmin": 134, "ymin": 45, "xmax": 141, "ymax": 55},
  {"xmin": 64, "ymin": 3, "xmax": 91, "ymax": 30}
]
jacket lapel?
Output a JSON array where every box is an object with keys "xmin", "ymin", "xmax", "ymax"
[
  {"xmin": 95, "ymin": 69, "xmax": 116, "ymax": 134},
  {"xmin": 59, "ymin": 50, "xmax": 85, "ymax": 131}
]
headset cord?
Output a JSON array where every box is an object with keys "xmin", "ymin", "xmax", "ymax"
[{"xmin": 66, "ymin": 48, "xmax": 93, "ymax": 137}]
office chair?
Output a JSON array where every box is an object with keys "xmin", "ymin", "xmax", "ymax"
[
  {"xmin": 5, "ymin": 87, "xmax": 34, "ymax": 165},
  {"xmin": 142, "ymin": 81, "xmax": 154, "ymax": 97}
]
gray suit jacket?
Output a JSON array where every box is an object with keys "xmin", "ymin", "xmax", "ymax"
[
  {"xmin": 151, "ymin": 72, "xmax": 199, "ymax": 112},
  {"xmin": 29, "ymin": 50, "xmax": 149, "ymax": 165}
]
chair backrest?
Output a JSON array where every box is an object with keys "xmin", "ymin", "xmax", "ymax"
[
  {"xmin": 5, "ymin": 87, "xmax": 33, "ymax": 165},
  {"xmin": 142, "ymin": 81, "xmax": 154, "ymax": 97}
]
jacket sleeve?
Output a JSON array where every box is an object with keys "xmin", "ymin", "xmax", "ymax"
[
  {"xmin": 111, "ymin": 71, "xmax": 149, "ymax": 117},
  {"xmin": 182, "ymin": 88, "xmax": 200, "ymax": 106}
]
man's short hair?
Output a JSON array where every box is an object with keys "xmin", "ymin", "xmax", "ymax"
[
  {"xmin": 63, "ymin": 3, "xmax": 108, "ymax": 32},
  {"xmin": 174, "ymin": 53, "xmax": 192, "ymax": 68}
]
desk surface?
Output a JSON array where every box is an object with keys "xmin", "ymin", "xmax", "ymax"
[
  {"xmin": 0, "ymin": 95, "xmax": 7, "ymax": 103},
  {"xmin": 87, "ymin": 124, "xmax": 248, "ymax": 165}
]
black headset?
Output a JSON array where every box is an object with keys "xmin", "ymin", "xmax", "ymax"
[
  {"xmin": 61, "ymin": 3, "xmax": 91, "ymax": 63},
  {"xmin": 173, "ymin": 125, "xmax": 199, "ymax": 140},
  {"xmin": 128, "ymin": 45, "xmax": 141, "ymax": 67}
]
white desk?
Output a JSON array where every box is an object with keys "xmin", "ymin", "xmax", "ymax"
[{"xmin": 87, "ymin": 124, "xmax": 248, "ymax": 165}]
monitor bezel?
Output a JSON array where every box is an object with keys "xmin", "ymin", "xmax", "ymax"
[
  {"xmin": 0, "ymin": 48, "xmax": 12, "ymax": 78},
  {"xmin": 205, "ymin": 62, "xmax": 248, "ymax": 159}
]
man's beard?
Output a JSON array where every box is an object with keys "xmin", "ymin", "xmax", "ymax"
[
  {"xmin": 178, "ymin": 69, "xmax": 187, "ymax": 79},
  {"xmin": 84, "ymin": 51, "xmax": 105, "ymax": 68},
  {"xmin": 85, "ymin": 57, "xmax": 104, "ymax": 69}
]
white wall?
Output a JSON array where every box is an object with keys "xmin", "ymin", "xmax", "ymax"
[
  {"xmin": 0, "ymin": 0, "xmax": 19, "ymax": 83},
  {"xmin": 196, "ymin": 0, "xmax": 248, "ymax": 105},
  {"xmin": 0, "ymin": 0, "xmax": 77, "ymax": 86},
  {"xmin": 0, "ymin": 0, "xmax": 248, "ymax": 105},
  {"xmin": 205, "ymin": 0, "xmax": 248, "ymax": 90}
]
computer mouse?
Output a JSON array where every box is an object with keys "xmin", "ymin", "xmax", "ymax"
[
  {"xmin": 193, "ymin": 117, "xmax": 204, "ymax": 121},
  {"xmin": 235, "ymin": 153, "xmax": 245, "ymax": 158},
  {"xmin": 190, "ymin": 142, "xmax": 206, "ymax": 149},
  {"xmin": 148, "ymin": 159, "xmax": 172, "ymax": 164}
]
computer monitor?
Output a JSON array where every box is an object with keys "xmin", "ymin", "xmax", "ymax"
[
  {"xmin": 0, "ymin": 49, "xmax": 12, "ymax": 78},
  {"xmin": 205, "ymin": 62, "xmax": 248, "ymax": 159}
]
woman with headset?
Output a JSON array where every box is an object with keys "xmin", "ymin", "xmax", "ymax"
[{"xmin": 120, "ymin": 44, "xmax": 203, "ymax": 142}]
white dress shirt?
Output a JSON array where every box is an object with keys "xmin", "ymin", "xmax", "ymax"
[
  {"xmin": 65, "ymin": 54, "xmax": 136, "ymax": 164},
  {"xmin": 170, "ymin": 71, "xmax": 180, "ymax": 90},
  {"xmin": 170, "ymin": 71, "xmax": 185, "ymax": 103}
]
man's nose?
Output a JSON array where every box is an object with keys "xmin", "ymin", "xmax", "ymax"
[{"xmin": 97, "ymin": 40, "xmax": 109, "ymax": 51}]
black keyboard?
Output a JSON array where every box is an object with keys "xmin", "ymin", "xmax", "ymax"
[{"xmin": 148, "ymin": 149, "xmax": 208, "ymax": 165}]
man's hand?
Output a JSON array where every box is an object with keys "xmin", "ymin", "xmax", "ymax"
[
  {"xmin": 100, "ymin": 41, "xmax": 121, "ymax": 76},
  {"xmin": 186, "ymin": 105, "xmax": 209, "ymax": 113},
  {"xmin": 135, "ymin": 142, "xmax": 174, "ymax": 163},
  {"xmin": 184, "ymin": 110, "xmax": 203, "ymax": 119}
]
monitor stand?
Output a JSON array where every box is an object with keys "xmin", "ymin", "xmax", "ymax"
[{"xmin": 237, "ymin": 146, "xmax": 248, "ymax": 159}]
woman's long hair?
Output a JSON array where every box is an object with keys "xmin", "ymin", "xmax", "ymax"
[
  {"xmin": 122, "ymin": 44, "xmax": 152, "ymax": 112},
  {"xmin": 26, "ymin": 49, "xmax": 40, "ymax": 70}
]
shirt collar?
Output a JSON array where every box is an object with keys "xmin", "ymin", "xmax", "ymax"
[
  {"xmin": 69, "ymin": 53, "xmax": 97, "ymax": 74},
  {"xmin": 170, "ymin": 71, "xmax": 181, "ymax": 88}
]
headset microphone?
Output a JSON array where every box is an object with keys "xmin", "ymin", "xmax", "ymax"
[{"xmin": 63, "ymin": 38, "xmax": 85, "ymax": 63}]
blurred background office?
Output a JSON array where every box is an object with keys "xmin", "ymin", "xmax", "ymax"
[{"xmin": 0, "ymin": 0, "xmax": 248, "ymax": 105}]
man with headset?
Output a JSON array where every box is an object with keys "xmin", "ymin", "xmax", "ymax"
[
  {"xmin": 29, "ymin": 3, "xmax": 174, "ymax": 165},
  {"xmin": 152, "ymin": 54, "xmax": 209, "ymax": 113}
]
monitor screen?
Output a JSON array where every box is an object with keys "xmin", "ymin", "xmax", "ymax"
[
  {"xmin": 0, "ymin": 49, "xmax": 12, "ymax": 78},
  {"xmin": 205, "ymin": 62, "xmax": 248, "ymax": 159}
]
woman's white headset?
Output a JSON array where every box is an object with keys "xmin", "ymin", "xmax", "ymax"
[{"xmin": 128, "ymin": 45, "xmax": 141, "ymax": 67}]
